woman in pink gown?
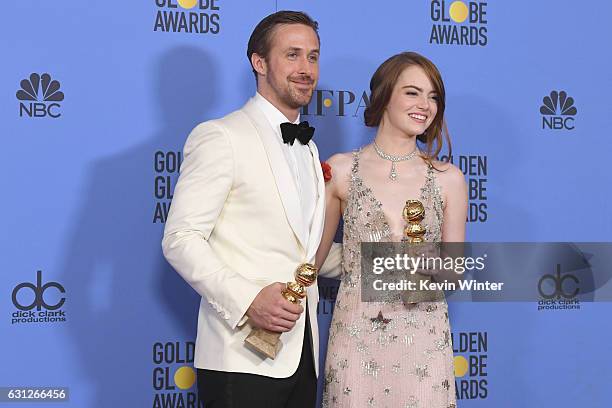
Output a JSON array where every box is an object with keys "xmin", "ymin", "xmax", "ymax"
[{"xmin": 316, "ymin": 52, "xmax": 468, "ymax": 408}]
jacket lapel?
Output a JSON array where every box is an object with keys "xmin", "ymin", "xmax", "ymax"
[{"xmin": 242, "ymin": 99, "xmax": 307, "ymax": 249}]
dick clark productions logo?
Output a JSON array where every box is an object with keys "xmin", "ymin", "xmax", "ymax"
[
  {"xmin": 16, "ymin": 73, "xmax": 64, "ymax": 118},
  {"xmin": 537, "ymin": 264, "xmax": 581, "ymax": 311},
  {"xmin": 11, "ymin": 270, "xmax": 67, "ymax": 324}
]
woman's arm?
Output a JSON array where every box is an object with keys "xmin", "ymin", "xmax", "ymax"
[
  {"xmin": 431, "ymin": 163, "xmax": 469, "ymax": 287},
  {"xmin": 441, "ymin": 163, "xmax": 468, "ymax": 242},
  {"xmin": 316, "ymin": 154, "xmax": 351, "ymax": 278}
]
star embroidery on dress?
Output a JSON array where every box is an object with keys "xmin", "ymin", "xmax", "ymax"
[{"xmin": 370, "ymin": 311, "xmax": 391, "ymax": 332}]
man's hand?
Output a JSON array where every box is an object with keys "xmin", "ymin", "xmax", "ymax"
[{"xmin": 246, "ymin": 282, "xmax": 304, "ymax": 332}]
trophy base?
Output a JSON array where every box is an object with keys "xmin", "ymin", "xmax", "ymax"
[{"xmin": 244, "ymin": 328, "xmax": 282, "ymax": 360}]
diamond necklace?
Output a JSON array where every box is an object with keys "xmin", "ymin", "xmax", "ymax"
[{"xmin": 372, "ymin": 141, "xmax": 419, "ymax": 181}]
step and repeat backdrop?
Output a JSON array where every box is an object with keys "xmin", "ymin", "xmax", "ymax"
[{"xmin": 2, "ymin": 1, "xmax": 612, "ymax": 407}]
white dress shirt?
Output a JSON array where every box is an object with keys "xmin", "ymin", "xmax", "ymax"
[{"xmin": 253, "ymin": 93, "xmax": 318, "ymax": 243}]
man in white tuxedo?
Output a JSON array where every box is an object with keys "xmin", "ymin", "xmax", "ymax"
[{"xmin": 162, "ymin": 10, "xmax": 337, "ymax": 408}]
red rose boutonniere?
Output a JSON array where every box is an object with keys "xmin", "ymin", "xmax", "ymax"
[{"xmin": 321, "ymin": 161, "xmax": 332, "ymax": 183}]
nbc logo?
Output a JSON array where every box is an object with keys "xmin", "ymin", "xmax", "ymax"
[
  {"xmin": 16, "ymin": 73, "xmax": 64, "ymax": 118},
  {"xmin": 540, "ymin": 90, "xmax": 577, "ymax": 130}
]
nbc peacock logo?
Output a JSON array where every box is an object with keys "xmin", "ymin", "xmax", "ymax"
[
  {"xmin": 540, "ymin": 90, "xmax": 577, "ymax": 130},
  {"xmin": 16, "ymin": 73, "xmax": 64, "ymax": 118}
]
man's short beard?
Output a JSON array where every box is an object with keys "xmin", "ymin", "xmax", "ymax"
[
  {"xmin": 265, "ymin": 72, "xmax": 314, "ymax": 109},
  {"xmin": 283, "ymin": 86, "xmax": 313, "ymax": 109}
]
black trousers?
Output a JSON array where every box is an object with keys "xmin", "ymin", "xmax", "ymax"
[{"xmin": 197, "ymin": 310, "xmax": 316, "ymax": 408}]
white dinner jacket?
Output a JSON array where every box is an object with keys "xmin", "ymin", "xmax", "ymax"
[{"xmin": 162, "ymin": 97, "xmax": 326, "ymax": 378}]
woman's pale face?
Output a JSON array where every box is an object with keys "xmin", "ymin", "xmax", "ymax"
[{"xmin": 382, "ymin": 65, "xmax": 439, "ymax": 137}]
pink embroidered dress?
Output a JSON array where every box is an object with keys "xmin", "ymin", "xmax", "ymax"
[{"xmin": 322, "ymin": 150, "xmax": 456, "ymax": 408}]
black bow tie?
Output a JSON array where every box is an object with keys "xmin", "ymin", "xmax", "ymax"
[{"xmin": 280, "ymin": 121, "xmax": 315, "ymax": 146}]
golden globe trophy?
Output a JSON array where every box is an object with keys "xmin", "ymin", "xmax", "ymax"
[
  {"xmin": 401, "ymin": 199, "xmax": 436, "ymax": 303},
  {"xmin": 244, "ymin": 263, "xmax": 318, "ymax": 359},
  {"xmin": 402, "ymin": 199, "xmax": 426, "ymax": 243}
]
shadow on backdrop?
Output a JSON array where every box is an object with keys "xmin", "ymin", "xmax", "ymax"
[{"xmin": 60, "ymin": 46, "xmax": 218, "ymax": 407}]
